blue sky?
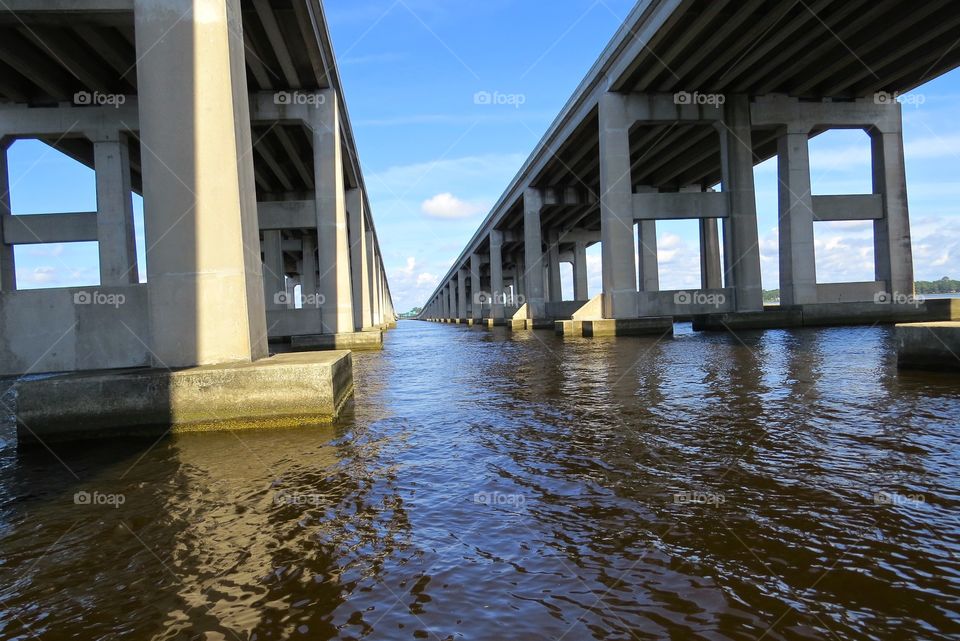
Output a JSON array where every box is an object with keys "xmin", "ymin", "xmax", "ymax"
[{"xmin": 7, "ymin": 0, "xmax": 959, "ymax": 313}]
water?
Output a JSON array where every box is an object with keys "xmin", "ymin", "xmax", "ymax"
[{"xmin": 1, "ymin": 321, "xmax": 959, "ymax": 640}]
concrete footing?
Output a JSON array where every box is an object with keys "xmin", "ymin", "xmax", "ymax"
[
  {"xmin": 483, "ymin": 318, "xmax": 506, "ymax": 328},
  {"xmin": 290, "ymin": 331, "xmax": 383, "ymax": 351},
  {"xmin": 15, "ymin": 352, "xmax": 353, "ymax": 443},
  {"xmin": 897, "ymin": 322, "xmax": 960, "ymax": 372},
  {"xmin": 693, "ymin": 300, "xmax": 959, "ymax": 331},
  {"xmin": 508, "ymin": 318, "xmax": 555, "ymax": 331},
  {"xmin": 581, "ymin": 317, "xmax": 674, "ymax": 337}
]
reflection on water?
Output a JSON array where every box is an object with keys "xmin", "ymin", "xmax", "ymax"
[{"xmin": 1, "ymin": 321, "xmax": 958, "ymax": 640}]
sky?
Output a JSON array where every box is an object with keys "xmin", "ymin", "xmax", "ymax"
[{"xmin": 7, "ymin": 0, "xmax": 960, "ymax": 314}]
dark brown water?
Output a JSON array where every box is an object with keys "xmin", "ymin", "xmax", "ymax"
[{"xmin": 1, "ymin": 321, "xmax": 959, "ymax": 640}]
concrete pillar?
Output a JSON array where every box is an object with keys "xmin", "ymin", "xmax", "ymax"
[
  {"xmin": 470, "ymin": 253, "xmax": 482, "ymax": 321},
  {"xmin": 515, "ymin": 251, "xmax": 526, "ymax": 300},
  {"xmin": 347, "ymin": 189, "xmax": 372, "ymax": 329},
  {"xmin": 262, "ymin": 230, "xmax": 285, "ymax": 309},
  {"xmin": 371, "ymin": 251, "xmax": 383, "ymax": 325},
  {"xmin": 871, "ymin": 126, "xmax": 914, "ymax": 296},
  {"xmin": 0, "ymin": 139, "xmax": 14, "ymax": 291},
  {"xmin": 547, "ymin": 229, "xmax": 562, "ymax": 302},
  {"xmin": 440, "ymin": 284, "xmax": 448, "ymax": 318},
  {"xmin": 599, "ymin": 92, "xmax": 638, "ymax": 318},
  {"xmin": 311, "ymin": 89, "xmax": 354, "ymax": 334},
  {"xmin": 637, "ymin": 221, "xmax": 659, "ymax": 293},
  {"xmin": 699, "ymin": 218, "xmax": 722, "ymax": 290},
  {"xmin": 573, "ymin": 241, "xmax": 589, "ymax": 301},
  {"xmin": 490, "ymin": 230, "xmax": 505, "ymax": 320},
  {"xmin": 448, "ymin": 280, "xmax": 456, "ymax": 320},
  {"xmin": 718, "ymin": 95, "xmax": 764, "ymax": 312},
  {"xmin": 457, "ymin": 268, "xmax": 467, "ymax": 319},
  {"xmin": 134, "ymin": 0, "xmax": 268, "ymax": 368},
  {"xmin": 301, "ymin": 233, "xmax": 317, "ymax": 300},
  {"xmin": 364, "ymin": 230, "xmax": 377, "ymax": 325},
  {"xmin": 94, "ymin": 135, "xmax": 139, "ymax": 286},
  {"xmin": 777, "ymin": 129, "xmax": 817, "ymax": 305},
  {"xmin": 523, "ymin": 188, "xmax": 546, "ymax": 317}
]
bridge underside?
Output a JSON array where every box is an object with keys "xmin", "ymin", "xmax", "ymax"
[
  {"xmin": 0, "ymin": 1, "xmax": 395, "ymax": 439},
  {"xmin": 422, "ymin": 0, "xmax": 960, "ymax": 334}
]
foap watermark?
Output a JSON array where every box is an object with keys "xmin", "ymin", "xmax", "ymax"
[
  {"xmin": 74, "ymin": 290, "xmax": 126, "ymax": 308},
  {"xmin": 874, "ymin": 90, "xmax": 926, "ymax": 108},
  {"xmin": 274, "ymin": 291, "xmax": 326, "ymax": 308},
  {"xmin": 274, "ymin": 91, "xmax": 326, "ymax": 108},
  {"xmin": 74, "ymin": 91, "xmax": 126, "ymax": 108},
  {"xmin": 474, "ymin": 491, "xmax": 526, "ymax": 508},
  {"xmin": 274, "ymin": 491, "xmax": 324, "ymax": 507},
  {"xmin": 74, "ymin": 490, "xmax": 125, "ymax": 509},
  {"xmin": 674, "ymin": 91, "xmax": 726, "ymax": 107},
  {"xmin": 874, "ymin": 491, "xmax": 925, "ymax": 507},
  {"xmin": 474, "ymin": 291, "xmax": 526, "ymax": 307},
  {"xmin": 674, "ymin": 290, "xmax": 726, "ymax": 309},
  {"xmin": 474, "ymin": 90, "xmax": 526, "ymax": 108},
  {"xmin": 673, "ymin": 490, "xmax": 726, "ymax": 506},
  {"xmin": 874, "ymin": 291, "xmax": 924, "ymax": 308}
]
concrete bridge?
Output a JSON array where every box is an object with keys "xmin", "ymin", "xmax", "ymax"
[
  {"xmin": 421, "ymin": 0, "xmax": 960, "ymax": 336},
  {"xmin": 0, "ymin": 0, "xmax": 396, "ymax": 439}
]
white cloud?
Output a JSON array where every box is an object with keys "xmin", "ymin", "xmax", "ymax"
[
  {"xmin": 421, "ymin": 192, "xmax": 488, "ymax": 219},
  {"xmin": 417, "ymin": 272, "xmax": 438, "ymax": 286}
]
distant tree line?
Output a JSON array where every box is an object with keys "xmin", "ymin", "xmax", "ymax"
[{"xmin": 915, "ymin": 277, "xmax": 960, "ymax": 294}]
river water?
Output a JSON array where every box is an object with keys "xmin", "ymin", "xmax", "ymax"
[{"xmin": 1, "ymin": 321, "xmax": 958, "ymax": 640}]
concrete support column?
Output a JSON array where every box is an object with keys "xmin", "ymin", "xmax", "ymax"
[
  {"xmin": 135, "ymin": 0, "xmax": 268, "ymax": 367},
  {"xmin": 637, "ymin": 221, "xmax": 659, "ymax": 293},
  {"xmin": 457, "ymin": 268, "xmax": 467, "ymax": 319},
  {"xmin": 490, "ymin": 230, "xmax": 505, "ymax": 320},
  {"xmin": 440, "ymin": 285, "xmax": 448, "ymax": 319},
  {"xmin": 573, "ymin": 241, "xmax": 589, "ymax": 301},
  {"xmin": 301, "ymin": 233, "xmax": 317, "ymax": 300},
  {"xmin": 371, "ymin": 252, "xmax": 382, "ymax": 325},
  {"xmin": 523, "ymin": 188, "xmax": 546, "ymax": 317},
  {"xmin": 515, "ymin": 251, "xmax": 526, "ymax": 300},
  {"xmin": 718, "ymin": 95, "xmax": 764, "ymax": 312},
  {"xmin": 777, "ymin": 129, "xmax": 817, "ymax": 305},
  {"xmin": 871, "ymin": 126, "xmax": 914, "ymax": 296},
  {"xmin": 312, "ymin": 89, "xmax": 354, "ymax": 334},
  {"xmin": 0, "ymin": 139, "xmax": 14, "ymax": 291},
  {"xmin": 364, "ymin": 230, "xmax": 377, "ymax": 325},
  {"xmin": 262, "ymin": 230, "xmax": 285, "ymax": 309},
  {"xmin": 448, "ymin": 280, "xmax": 456, "ymax": 320},
  {"xmin": 699, "ymin": 218, "xmax": 722, "ymax": 290},
  {"xmin": 347, "ymin": 189, "xmax": 372, "ymax": 329},
  {"xmin": 470, "ymin": 253, "xmax": 482, "ymax": 321},
  {"xmin": 599, "ymin": 92, "xmax": 638, "ymax": 318},
  {"xmin": 94, "ymin": 135, "xmax": 139, "ymax": 286},
  {"xmin": 547, "ymin": 229, "xmax": 562, "ymax": 302}
]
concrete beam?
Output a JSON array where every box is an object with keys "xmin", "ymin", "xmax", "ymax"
[
  {"xmin": 0, "ymin": 103, "xmax": 139, "ymax": 138},
  {"xmin": 751, "ymin": 95, "xmax": 902, "ymax": 134},
  {"xmin": 812, "ymin": 194, "xmax": 883, "ymax": 221},
  {"xmin": 624, "ymin": 92, "xmax": 725, "ymax": 123},
  {"xmin": 2, "ymin": 212, "xmax": 98, "ymax": 244},
  {"xmin": 0, "ymin": 1, "xmax": 132, "ymax": 10},
  {"xmin": 632, "ymin": 191, "xmax": 729, "ymax": 220},
  {"xmin": 257, "ymin": 200, "xmax": 318, "ymax": 229}
]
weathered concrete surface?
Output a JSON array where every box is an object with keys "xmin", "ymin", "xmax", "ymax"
[
  {"xmin": 290, "ymin": 331, "xmax": 383, "ymax": 352},
  {"xmin": 555, "ymin": 320, "xmax": 585, "ymax": 336},
  {"xmin": 897, "ymin": 322, "xmax": 960, "ymax": 372},
  {"xmin": 582, "ymin": 317, "xmax": 673, "ymax": 337},
  {"xmin": 694, "ymin": 299, "xmax": 959, "ymax": 331},
  {"xmin": 15, "ymin": 352, "xmax": 353, "ymax": 443},
  {"xmin": 0, "ymin": 286, "xmax": 150, "ymax": 376}
]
